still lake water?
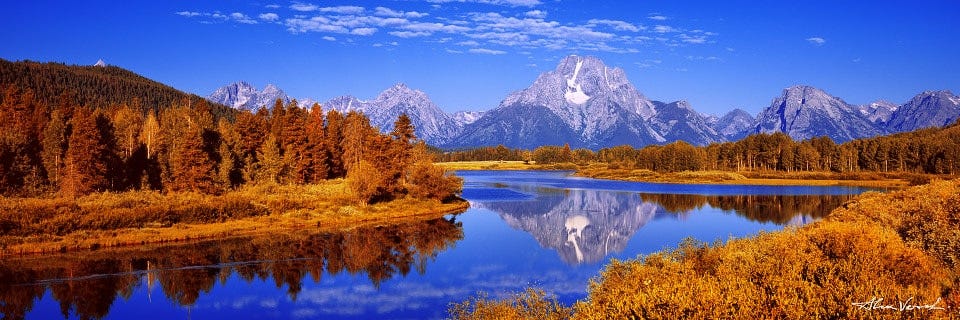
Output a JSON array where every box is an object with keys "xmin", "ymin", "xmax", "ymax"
[{"xmin": 6, "ymin": 170, "xmax": 873, "ymax": 319}]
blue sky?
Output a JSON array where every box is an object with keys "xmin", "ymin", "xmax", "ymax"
[{"xmin": 2, "ymin": 0, "xmax": 958, "ymax": 116}]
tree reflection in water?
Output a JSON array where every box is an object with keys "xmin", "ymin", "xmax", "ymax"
[
  {"xmin": 0, "ymin": 216, "xmax": 463, "ymax": 319},
  {"xmin": 478, "ymin": 189, "xmax": 855, "ymax": 265},
  {"xmin": 638, "ymin": 193, "xmax": 856, "ymax": 224}
]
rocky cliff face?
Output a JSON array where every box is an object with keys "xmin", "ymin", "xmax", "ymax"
[
  {"xmin": 448, "ymin": 55, "xmax": 724, "ymax": 149},
  {"xmin": 207, "ymin": 81, "xmax": 291, "ymax": 111},
  {"xmin": 322, "ymin": 83, "xmax": 462, "ymax": 146},
  {"xmin": 885, "ymin": 90, "xmax": 960, "ymax": 132},
  {"xmin": 753, "ymin": 85, "xmax": 883, "ymax": 142}
]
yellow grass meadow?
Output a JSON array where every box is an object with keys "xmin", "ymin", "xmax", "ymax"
[{"xmin": 0, "ymin": 180, "xmax": 468, "ymax": 256}]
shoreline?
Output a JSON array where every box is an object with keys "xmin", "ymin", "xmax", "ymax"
[
  {"xmin": 438, "ymin": 161, "xmax": 910, "ymax": 188},
  {"xmin": 0, "ymin": 182, "xmax": 470, "ymax": 257}
]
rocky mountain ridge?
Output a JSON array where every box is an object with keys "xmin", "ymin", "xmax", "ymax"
[{"xmin": 207, "ymin": 55, "xmax": 960, "ymax": 148}]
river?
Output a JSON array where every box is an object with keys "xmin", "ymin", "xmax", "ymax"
[{"xmin": 5, "ymin": 170, "xmax": 874, "ymax": 319}]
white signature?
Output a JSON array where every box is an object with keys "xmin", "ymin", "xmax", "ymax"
[{"xmin": 852, "ymin": 297, "xmax": 945, "ymax": 312}]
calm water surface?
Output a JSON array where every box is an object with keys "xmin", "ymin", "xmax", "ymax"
[{"xmin": 8, "ymin": 170, "xmax": 873, "ymax": 319}]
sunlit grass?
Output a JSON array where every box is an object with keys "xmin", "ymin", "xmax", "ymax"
[
  {"xmin": 575, "ymin": 163, "xmax": 909, "ymax": 187},
  {"xmin": 0, "ymin": 180, "xmax": 468, "ymax": 255},
  {"xmin": 450, "ymin": 179, "xmax": 960, "ymax": 319}
]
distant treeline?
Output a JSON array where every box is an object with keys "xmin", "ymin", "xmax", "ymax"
[
  {"xmin": 440, "ymin": 121, "xmax": 960, "ymax": 174},
  {"xmin": 0, "ymin": 85, "xmax": 461, "ymax": 203}
]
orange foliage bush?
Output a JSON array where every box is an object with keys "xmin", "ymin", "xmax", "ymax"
[{"xmin": 451, "ymin": 179, "xmax": 960, "ymax": 319}]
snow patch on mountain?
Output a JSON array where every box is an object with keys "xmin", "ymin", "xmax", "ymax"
[{"xmin": 564, "ymin": 57, "xmax": 591, "ymax": 104}]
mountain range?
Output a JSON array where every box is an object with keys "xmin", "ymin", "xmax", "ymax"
[{"xmin": 207, "ymin": 55, "xmax": 960, "ymax": 149}]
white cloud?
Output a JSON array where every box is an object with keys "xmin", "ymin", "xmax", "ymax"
[
  {"xmin": 259, "ymin": 13, "xmax": 279, "ymax": 21},
  {"xmin": 322, "ymin": 36, "xmax": 336, "ymax": 41},
  {"xmin": 588, "ymin": 19, "xmax": 641, "ymax": 32},
  {"xmin": 390, "ymin": 31, "xmax": 431, "ymax": 38},
  {"xmin": 806, "ymin": 37, "xmax": 826, "ymax": 45},
  {"xmin": 653, "ymin": 25, "xmax": 676, "ymax": 33},
  {"xmin": 177, "ymin": 2, "xmax": 717, "ymax": 55},
  {"xmin": 445, "ymin": 49, "xmax": 464, "ymax": 54},
  {"xmin": 265, "ymin": 4, "xmax": 281, "ymax": 9},
  {"xmin": 319, "ymin": 6, "xmax": 365, "ymax": 14},
  {"xmin": 373, "ymin": 7, "xmax": 427, "ymax": 19},
  {"xmin": 402, "ymin": 22, "xmax": 471, "ymax": 33},
  {"xmin": 231, "ymin": 12, "xmax": 257, "ymax": 24},
  {"xmin": 524, "ymin": 10, "xmax": 547, "ymax": 19},
  {"xmin": 469, "ymin": 48, "xmax": 507, "ymax": 54},
  {"xmin": 351, "ymin": 27, "xmax": 377, "ymax": 35},
  {"xmin": 679, "ymin": 33, "xmax": 707, "ymax": 44},
  {"xmin": 290, "ymin": 2, "xmax": 318, "ymax": 12},
  {"xmin": 176, "ymin": 11, "xmax": 200, "ymax": 17},
  {"xmin": 374, "ymin": 7, "xmax": 403, "ymax": 17},
  {"xmin": 426, "ymin": 0, "xmax": 541, "ymax": 7}
]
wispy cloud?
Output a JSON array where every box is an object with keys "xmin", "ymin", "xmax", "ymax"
[
  {"xmin": 374, "ymin": 7, "xmax": 428, "ymax": 18},
  {"xmin": 176, "ymin": 11, "xmax": 200, "ymax": 17},
  {"xmin": 524, "ymin": 10, "xmax": 547, "ymax": 19},
  {"xmin": 653, "ymin": 25, "xmax": 676, "ymax": 33},
  {"xmin": 806, "ymin": 37, "xmax": 826, "ymax": 46},
  {"xmin": 426, "ymin": 0, "xmax": 541, "ymax": 7},
  {"xmin": 587, "ymin": 19, "xmax": 641, "ymax": 32},
  {"xmin": 318, "ymin": 6, "xmax": 365, "ymax": 14},
  {"xmin": 390, "ymin": 31, "xmax": 431, "ymax": 38},
  {"xmin": 231, "ymin": 12, "xmax": 257, "ymax": 24},
  {"xmin": 648, "ymin": 14, "xmax": 668, "ymax": 21},
  {"xmin": 176, "ymin": 3, "xmax": 717, "ymax": 55},
  {"xmin": 469, "ymin": 48, "xmax": 507, "ymax": 54},
  {"xmin": 290, "ymin": 2, "xmax": 318, "ymax": 12},
  {"xmin": 259, "ymin": 13, "xmax": 279, "ymax": 22}
]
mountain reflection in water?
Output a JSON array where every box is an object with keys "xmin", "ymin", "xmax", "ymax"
[
  {"xmin": 0, "ymin": 216, "xmax": 462, "ymax": 320},
  {"xmin": 474, "ymin": 188, "xmax": 854, "ymax": 265}
]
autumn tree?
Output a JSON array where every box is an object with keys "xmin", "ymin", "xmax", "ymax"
[
  {"xmin": 41, "ymin": 109, "xmax": 70, "ymax": 188},
  {"xmin": 324, "ymin": 109, "xmax": 346, "ymax": 178},
  {"xmin": 169, "ymin": 122, "xmax": 218, "ymax": 193},
  {"xmin": 305, "ymin": 104, "xmax": 328, "ymax": 181},
  {"xmin": 62, "ymin": 108, "xmax": 112, "ymax": 197},
  {"xmin": 255, "ymin": 135, "xmax": 284, "ymax": 185},
  {"xmin": 280, "ymin": 102, "xmax": 310, "ymax": 183}
]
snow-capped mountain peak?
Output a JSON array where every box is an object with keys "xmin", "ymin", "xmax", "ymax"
[{"xmin": 207, "ymin": 81, "xmax": 290, "ymax": 111}]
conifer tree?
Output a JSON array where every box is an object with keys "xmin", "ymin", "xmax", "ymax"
[
  {"xmin": 169, "ymin": 123, "xmax": 217, "ymax": 193},
  {"xmin": 306, "ymin": 103, "xmax": 329, "ymax": 181},
  {"xmin": 62, "ymin": 107, "xmax": 110, "ymax": 197},
  {"xmin": 41, "ymin": 109, "xmax": 69, "ymax": 187},
  {"xmin": 325, "ymin": 109, "xmax": 346, "ymax": 178},
  {"xmin": 256, "ymin": 135, "xmax": 284, "ymax": 185}
]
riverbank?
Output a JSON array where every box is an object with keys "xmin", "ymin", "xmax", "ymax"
[
  {"xmin": 450, "ymin": 178, "xmax": 960, "ymax": 319},
  {"xmin": 575, "ymin": 165, "xmax": 911, "ymax": 188},
  {"xmin": 0, "ymin": 180, "xmax": 469, "ymax": 256},
  {"xmin": 438, "ymin": 161, "xmax": 912, "ymax": 188}
]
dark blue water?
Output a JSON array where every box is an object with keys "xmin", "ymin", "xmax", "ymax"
[{"xmin": 11, "ymin": 170, "xmax": 873, "ymax": 319}]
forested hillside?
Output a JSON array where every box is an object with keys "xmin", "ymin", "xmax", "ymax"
[
  {"xmin": 0, "ymin": 61, "xmax": 460, "ymax": 202},
  {"xmin": 0, "ymin": 60, "xmax": 234, "ymax": 119}
]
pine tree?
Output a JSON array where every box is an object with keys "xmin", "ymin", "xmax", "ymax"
[
  {"xmin": 41, "ymin": 109, "xmax": 69, "ymax": 187},
  {"xmin": 169, "ymin": 123, "xmax": 217, "ymax": 193},
  {"xmin": 256, "ymin": 135, "xmax": 284, "ymax": 185},
  {"xmin": 281, "ymin": 102, "xmax": 310, "ymax": 183},
  {"xmin": 325, "ymin": 109, "xmax": 346, "ymax": 178},
  {"xmin": 62, "ymin": 107, "xmax": 110, "ymax": 197},
  {"xmin": 306, "ymin": 103, "xmax": 328, "ymax": 181}
]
